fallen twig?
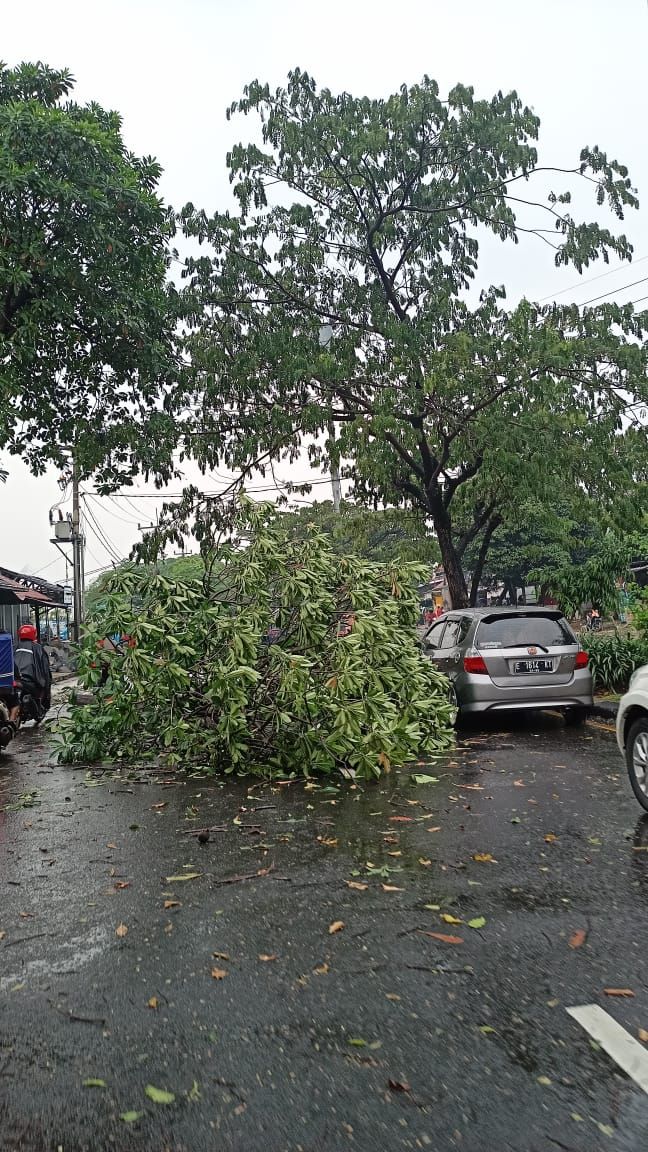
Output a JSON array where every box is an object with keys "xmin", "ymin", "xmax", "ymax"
[
  {"xmin": 213, "ymin": 862, "xmax": 277, "ymax": 885},
  {"xmin": 3, "ymin": 932, "xmax": 51, "ymax": 947},
  {"xmin": 51, "ymin": 1003, "xmax": 106, "ymax": 1026},
  {"xmin": 181, "ymin": 825, "xmax": 228, "ymax": 836}
]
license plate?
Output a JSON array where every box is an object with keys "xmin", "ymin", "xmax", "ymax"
[{"xmin": 514, "ymin": 659, "xmax": 553, "ymax": 674}]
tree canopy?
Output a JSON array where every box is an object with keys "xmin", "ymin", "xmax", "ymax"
[
  {"xmin": 0, "ymin": 61, "xmax": 180, "ymax": 486},
  {"xmin": 178, "ymin": 70, "xmax": 648, "ymax": 607}
]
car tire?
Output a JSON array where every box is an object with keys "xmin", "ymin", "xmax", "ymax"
[
  {"xmin": 626, "ymin": 716, "xmax": 648, "ymax": 813},
  {"xmin": 564, "ymin": 707, "xmax": 588, "ymax": 727}
]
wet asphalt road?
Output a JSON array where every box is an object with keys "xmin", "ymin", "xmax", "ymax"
[{"xmin": 1, "ymin": 704, "xmax": 648, "ymax": 1152}]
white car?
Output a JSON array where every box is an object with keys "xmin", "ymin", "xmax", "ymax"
[{"xmin": 617, "ymin": 664, "xmax": 648, "ymax": 810}]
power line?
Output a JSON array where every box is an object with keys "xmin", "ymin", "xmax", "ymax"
[
  {"xmin": 579, "ymin": 275, "xmax": 648, "ymax": 307},
  {"xmin": 538, "ymin": 255, "xmax": 648, "ymax": 303},
  {"xmin": 80, "ymin": 495, "xmax": 123, "ymax": 564}
]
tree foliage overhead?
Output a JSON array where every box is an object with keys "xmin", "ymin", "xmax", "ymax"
[
  {"xmin": 179, "ymin": 69, "xmax": 648, "ymax": 607},
  {"xmin": 0, "ymin": 61, "xmax": 180, "ymax": 485},
  {"xmin": 60, "ymin": 497, "xmax": 453, "ymax": 777},
  {"xmin": 278, "ymin": 501, "xmax": 439, "ymax": 567}
]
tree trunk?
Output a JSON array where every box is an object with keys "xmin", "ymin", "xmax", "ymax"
[
  {"xmin": 469, "ymin": 516, "xmax": 502, "ymax": 606},
  {"xmin": 434, "ymin": 518, "xmax": 470, "ymax": 608}
]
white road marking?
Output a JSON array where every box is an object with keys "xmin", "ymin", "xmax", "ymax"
[{"xmin": 567, "ymin": 1004, "xmax": 648, "ymax": 1095}]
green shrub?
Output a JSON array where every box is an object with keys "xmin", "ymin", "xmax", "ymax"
[
  {"xmin": 582, "ymin": 632, "xmax": 648, "ymax": 693},
  {"xmin": 58, "ymin": 496, "xmax": 454, "ymax": 778}
]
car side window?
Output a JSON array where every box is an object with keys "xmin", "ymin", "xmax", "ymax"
[
  {"xmin": 424, "ymin": 621, "xmax": 446, "ymax": 649},
  {"xmin": 456, "ymin": 617, "xmax": 472, "ymax": 644},
  {"xmin": 439, "ymin": 618, "xmax": 461, "ymax": 648}
]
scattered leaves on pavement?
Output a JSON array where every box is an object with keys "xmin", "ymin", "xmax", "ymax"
[
  {"xmin": 145, "ymin": 1084, "xmax": 175, "ymax": 1104},
  {"xmin": 147, "ymin": 996, "xmax": 159, "ymax": 1010},
  {"xmin": 388, "ymin": 1079, "xmax": 411, "ymax": 1093},
  {"xmin": 420, "ymin": 931, "xmax": 463, "ymax": 944},
  {"xmin": 468, "ymin": 917, "xmax": 486, "ymax": 929},
  {"xmin": 348, "ymin": 1037, "xmax": 367, "ymax": 1046},
  {"xmin": 440, "ymin": 914, "xmax": 462, "ymax": 925},
  {"xmin": 544, "ymin": 833, "xmax": 558, "ymax": 843},
  {"xmin": 389, "ymin": 816, "xmax": 413, "ymax": 823},
  {"xmin": 604, "ymin": 988, "xmax": 634, "ymax": 997},
  {"xmin": 313, "ymin": 962, "xmax": 329, "ymax": 975},
  {"xmin": 211, "ymin": 968, "xmax": 228, "ymax": 980},
  {"xmin": 345, "ymin": 881, "xmax": 368, "ymax": 891},
  {"xmin": 418, "ymin": 858, "xmax": 432, "ymax": 867},
  {"xmin": 382, "ymin": 884, "xmax": 404, "ymax": 892},
  {"xmin": 165, "ymin": 873, "xmax": 201, "ymax": 883},
  {"xmin": 329, "ymin": 920, "xmax": 345, "ymax": 934},
  {"xmin": 569, "ymin": 929, "xmax": 587, "ymax": 949},
  {"xmin": 479, "ymin": 1025, "xmax": 497, "ymax": 1034},
  {"xmin": 115, "ymin": 923, "xmax": 128, "ymax": 939},
  {"xmin": 426, "ymin": 826, "xmax": 442, "ymax": 833},
  {"xmin": 163, "ymin": 900, "xmax": 182, "ymax": 910},
  {"xmin": 472, "ymin": 853, "xmax": 496, "ymax": 863},
  {"xmin": 258, "ymin": 953, "xmax": 278, "ymax": 962},
  {"xmin": 212, "ymin": 952, "xmax": 230, "ymax": 961},
  {"xmin": 537, "ymin": 1076, "xmax": 552, "ymax": 1086},
  {"xmin": 638, "ymin": 1028, "xmax": 648, "ymax": 1043},
  {"xmin": 83, "ymin": 1078, "xmax": 107, "ymax": 1088},
  {"xmin": 412, "ymin": 774, "xmax": 439, "ymax": 785},
  {"xmin": 120, "ymin": 1112, "xmax": 144, "ymax": 1124}
]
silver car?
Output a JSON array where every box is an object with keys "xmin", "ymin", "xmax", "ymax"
[
  {"xmin": 616, "ymin": 663, "xmax": 648, "ymax": 811},
  {"xmin": 422, "ymin": 607, "xmax": 592, "ymax": 723}
]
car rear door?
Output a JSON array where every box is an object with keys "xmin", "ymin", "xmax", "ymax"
[
  {"xmin": 434, "ymin": 617, "xmax": 466, "ymax": 679},
  {"xmin": 422, "ymin": 619, "xmax": 448, "ymax": 668},
  {"xmin": 474, "ymin": 612, "xmax": 578, "ymax": 687}
]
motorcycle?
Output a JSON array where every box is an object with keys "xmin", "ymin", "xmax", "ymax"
[{"xmin": 19, "ymin": 683, "xmax": 49, "ymax": 725}]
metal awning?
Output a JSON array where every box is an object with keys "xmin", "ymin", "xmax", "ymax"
[{"xmin": 0, "ymin": 568, "xmax": 64, "ymax": 608}]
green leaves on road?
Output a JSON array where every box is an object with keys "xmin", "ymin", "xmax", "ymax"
[{"xmin": 145, "ymin": 1084, "xmax": 176, "ymax": 1104}]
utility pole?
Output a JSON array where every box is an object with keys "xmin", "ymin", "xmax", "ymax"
[{"xmin": 71, "ymin": 455, "xmax": 85, "ymax": 643}]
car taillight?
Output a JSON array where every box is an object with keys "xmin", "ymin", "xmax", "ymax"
[
  {"xmin": 464, "ymin": 655, "xmax": 489, "ymax": 675},
  {"xmin": 575, "ymin": 651, "xmax": 589, "ymax": 669}
]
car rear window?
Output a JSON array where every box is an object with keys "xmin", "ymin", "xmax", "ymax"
[{"xmin": 476, "ymin": 614, "xmax": 573, "ymax": 649}]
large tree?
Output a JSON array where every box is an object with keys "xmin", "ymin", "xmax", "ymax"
[
  {"xmin": 0, "ymin": 62, "xmax": 180, "ymax": 486},
  {"xmin": 179, "ymin": 70, "xmax": 648, "ymax": 607}
]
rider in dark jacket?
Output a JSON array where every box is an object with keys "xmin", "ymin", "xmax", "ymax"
[{"xmin": 14, "ymin": 624, "xmax": 52, "ymax": 711}]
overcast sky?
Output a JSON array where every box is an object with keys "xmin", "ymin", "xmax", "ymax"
[{"xmin": 3, "ymin": 0, "xmax": 647, "ymax": 587}]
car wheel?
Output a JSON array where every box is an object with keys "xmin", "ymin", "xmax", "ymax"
[
  {"xmin": 564, "ymin": 707, "xmax": 588, "ymax": 727},
  {"xmin": 626, "ymin": 717, "xmax": 648, "ymax": 812}
]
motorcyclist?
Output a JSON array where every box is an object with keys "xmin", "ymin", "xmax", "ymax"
[{"xmin": 14, "ymin": 624, "xmax": 52, "ymax": 717}]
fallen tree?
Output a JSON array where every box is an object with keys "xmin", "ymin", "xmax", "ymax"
[{"xmin": 59, "ymin": 496, "xmax": 453, "ymax": 777}]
